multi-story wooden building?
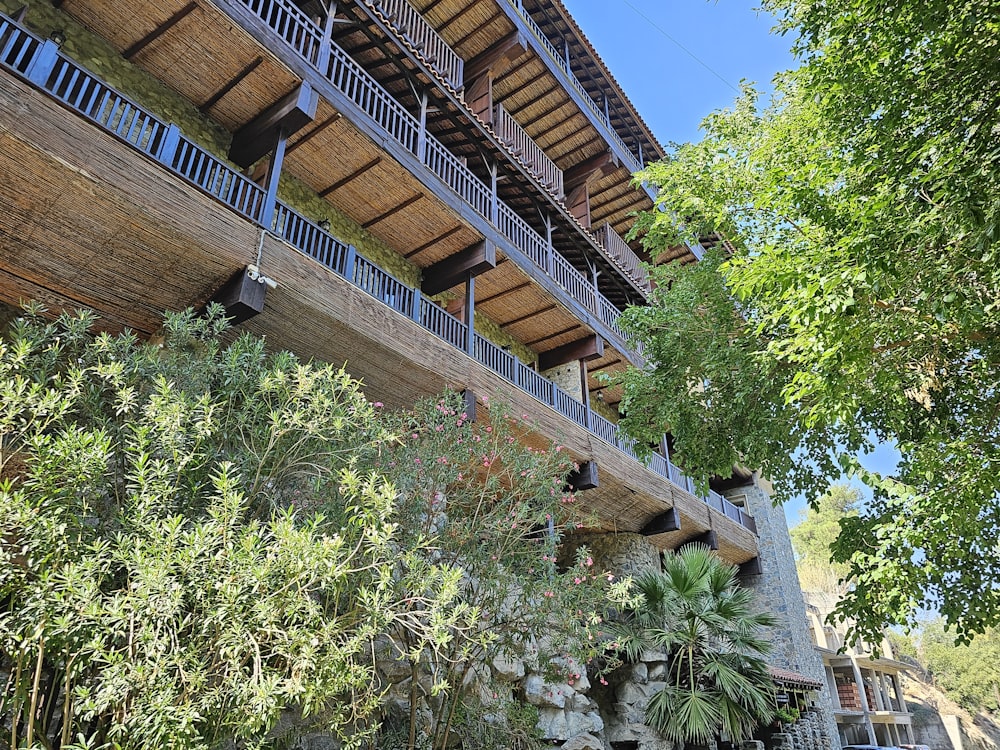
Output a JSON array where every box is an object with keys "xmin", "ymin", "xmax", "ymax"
[{"xmin": 0, "ymin": 0, "xmax": 759, "ymax": 564}]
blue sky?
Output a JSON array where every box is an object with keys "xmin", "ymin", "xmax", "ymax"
[
  {"xmin": 560, "ymin": 1, "xmax": 902, "ymax": 525},
  {"xmin": 560, "ymin": 0, "xmax": 795, "ymax": 145}
]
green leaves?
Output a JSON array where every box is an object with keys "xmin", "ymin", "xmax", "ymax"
[
  {"xmin": 0, "ymin": 309, "xmax": 461, "ymax": 749},
  {"xmin": 613, "ymin": 545, "xmax": 776, "ymax": 743},
  {"xmin": 618, "ymin": 0, "xmax": 1000, "ymax": 643}
]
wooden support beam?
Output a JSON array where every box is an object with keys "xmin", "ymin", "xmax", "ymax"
[
  {"xmin": 421, "ymin": 240, "xmax": 496, "ymax": 296},
  {"xmin": 285, "ymin": 112, "xmax": 341, "ymax": 156},
  {"xmin": 525, "ymin": 323, "xmax": 581, "ymax": 346},
  {"xmin": 538, "ymin": 334, "xmax": 603, "ymax": 370},
  {"xmin": 526, "ymin": 324, "xmax": 580, "ymax": 347},
  {"xmin": 563, "ymin": 151, "xmax": 620, "ymax": 192},
  {"xmin": 362, "ymin": 193, "xmax": 423, "ymax": 228},
  {"xmin": 123, "ymin": 2, "xmax": 197, "ymax": 60},
  {"xmin": 738, "ymin": 557, "xmax": 763, "ymax": 577},
  {"xmin": 320, "ymin": 156, "xmax": 381, "ymax": 197},
  {"xmin": 229, "ymin": 82, "xmax": 318, "ymax": 168},
  {"xmin": 586, "ymin": 358, "xmax": 623, "ymax": 375},
  {"xmin": 682, "ymin": 530, "xmax": 719, "ymax": 551},
  {"xmin": 464, "ymin": 273, "xmax": 475, "ymax": 355},
  {"xmin": 404, "ymin": 225, "xmax": 463, "ymax": 259},
  {"xmin": 204, "ymin": 267, "xmax": 267, "ymax": 324},
  {"xmin": 566, "ymin": 461, "xmax": 598, "ymax": 491},
  {"xmin": 200, "ymin": 56, "xmax": 263, "ymax": 112},
  {"xmin": 477, "ymin": 280, "xmax": 530, "ymax": 305},
  {"xmin": 499, "ymin": 303, "xmax": 556, "ymax": 328},
  {"xmin": 640, "ymin": 507, "xmax": 680, "ymax": 536},
  {"xmin": 464, "ymin": 30, "xmax": 526, "ymax": 82}
]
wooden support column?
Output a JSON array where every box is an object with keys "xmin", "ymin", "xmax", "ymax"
[
  {"xmin": 463, "ymin": 31, "xmax": 526, "ymax": 124},
  {"xmin": 317, "ymin": 0, "xmax": 336, "ymax": 74},
  {"xmin": 259, "ymin": 128, "xmax": 288, "ymax": 231},
  {"xmin": 417, "ymin": 89, "xmax": 429, "ymax": 162},
  {"xmin": 543, "ymin": 213, "xmax": 554, "ymax": 273},
  {"xmin": 464, "ymin": 272, "xmax": 475, "ymax": 355},
  {"xmin": 489, "ymin": 162, "xmax": 499, "ymax": 223}
]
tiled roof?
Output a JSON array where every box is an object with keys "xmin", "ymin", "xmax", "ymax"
[{"xmin": 769, "ymin": 666, "xmax": 824, "ymax": 690}]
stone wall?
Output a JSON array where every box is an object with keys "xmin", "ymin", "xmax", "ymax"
[
  {"xmin": 542, "ymin": 362, "xmax": 584, "ymax": 401},
  {"xmin": 725, "ymin": 481, "xmax": 840, "ymax": 750}
]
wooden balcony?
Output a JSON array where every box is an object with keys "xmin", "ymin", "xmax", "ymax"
[
  {"xmin": 0, "ymin": 17, "xmax": 758, "ymax": 555},
  {"xmin": 493, "ymin": 102, "xmax": 563, "ymax": 198},
  {"xmin": 595, "ymin": 221, "xmax": 650, "ymax": 293},
  {"xmin": 361, "ymin": 0, "xmax": 464, "ymax": 91},
  {"xmin": 0, "ymin": 44, "xmax": 759, "ymax": 564}
]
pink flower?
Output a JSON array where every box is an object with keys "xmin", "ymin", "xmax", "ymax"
[
  {"xmin": 586, "ymin": 556, "xmax": 593, "ymax": 567},
  {"xmin": 435, "ymin": 424, "xmax": 444, "ymax": 431}
]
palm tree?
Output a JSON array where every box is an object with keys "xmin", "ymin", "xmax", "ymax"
[{"xmin": 612, "ymin": 544, "xmax": 777, "ymax": 745}]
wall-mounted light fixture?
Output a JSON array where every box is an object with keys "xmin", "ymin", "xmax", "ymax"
[
  {"xmin": 49, "ymin": 29, "xmax": 66, "ymax": 47},
  {"xmin": 318, "ymin": 219, "xmax": 331, "ymax": 231}
]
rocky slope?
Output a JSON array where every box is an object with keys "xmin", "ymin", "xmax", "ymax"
[{"xmin": 902, "ymin": 670, "xmax": 1000, "ymax": 750}]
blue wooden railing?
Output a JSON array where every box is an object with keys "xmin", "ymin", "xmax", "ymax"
[{"xmin": 0, "ymin": 13, "xmax": 754, "ymax": 535}]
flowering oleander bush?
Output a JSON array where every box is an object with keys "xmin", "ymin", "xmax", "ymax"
[
  {"xmin": 0, "ymin": 306, "xmax": 462, "ymax": 750},
  {"xmin": 0, "ymin": 306, "xmax": 625, "ymax": 750},
  {"xmin": 366, "ymin": 393, "xmax": 622, "ymax": 749}
]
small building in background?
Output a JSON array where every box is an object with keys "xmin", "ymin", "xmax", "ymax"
[{"xmin": 805, "ymin": 592, "xmax": 917, "ymax": 747}]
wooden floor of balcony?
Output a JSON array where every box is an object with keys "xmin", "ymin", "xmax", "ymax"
[{"xmin": 0, "ymin": 70, "xmax": 758, "ymax": 564}]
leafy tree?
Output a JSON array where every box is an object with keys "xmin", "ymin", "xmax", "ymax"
[
  {"xmin": 0, "ymin": 307, "xmax": 464, "ymax": 750},
  {"xmin": 919, "ymin": 620, "xmax": 1000, "ymax": 714},
  {"xmin": 611, "ymin": 545, "xmax": 776, "ymax": 744},
  {"xmin": 789, "ymin": 484, "xmax": 862, "ymax": 593},
  {"xmin": 616, "ymin": 0, "xmax": 1000, "ymax": 643}
]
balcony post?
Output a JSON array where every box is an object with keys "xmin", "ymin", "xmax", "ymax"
[
  {"xmin": 316, "ymin": 0, "xmax": 336, "ymax": 74},
  {"xmin": 464, "ymin": 272, "xmax": 475, "ymax": 355},
  {"xmin": 342, "ymin": 244, "xmax": 357, "ymax": 281},
  {"xmin": 543, "ymin": 213, "xmax": 554, "ymax": 274},
  {"xmin": 260, "ymin": 127, "xmax": 288, "ymax": 232},
  {"xmin": 156, "ymin": 124, "xmax": 181, "ymax": 166},
  {"xmin": 489, "ymin": 162, "xmax": 499, "ymax": 224},
  {"xmin": 581, "ymin": 359, "xmax": 592, "ymax": 429},
  {"xmin": 25, "ymin": 39, "xmax": 59, "ymax": 86},
  {"xmin": 417, "ymin": 89, "xmax": 429, "ymax": 163},
  {"xmin": 410, "ymin": 287, "xmax": 422, "ymax": 323}
]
